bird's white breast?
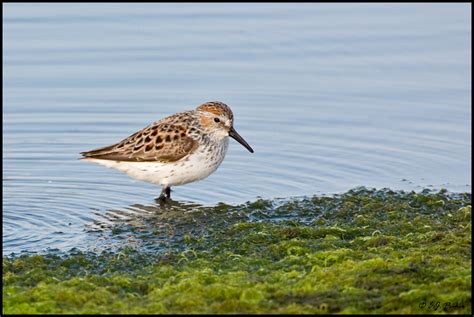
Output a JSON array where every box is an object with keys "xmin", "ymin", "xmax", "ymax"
[{"xmin": 88, "ymin": 138, "xmax": 229, "ymax": 187}]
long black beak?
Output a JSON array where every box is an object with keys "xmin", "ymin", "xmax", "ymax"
[{"xmin": 229, "ymin": 127, "xmax": 254, "ymax": 153}]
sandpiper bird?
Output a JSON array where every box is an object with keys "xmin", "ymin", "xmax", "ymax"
[{"xmin": 80, "ymin": 101, "xmax": 254, "ymax": 200}]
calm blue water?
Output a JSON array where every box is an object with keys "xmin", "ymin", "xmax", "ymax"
[{"xmin": 3, "ymin": 3, "xmax": 471, "ymax": 255}]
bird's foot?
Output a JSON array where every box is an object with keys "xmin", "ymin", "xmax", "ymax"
[
  {"xmin": 155, "ymin": 195, "xmax": 169, "ymax": 203},
  {"xmin": 156, "ymin": 187, "xmax": 172, "ymax": 204}
]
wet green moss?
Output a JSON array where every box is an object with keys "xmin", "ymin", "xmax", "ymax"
[{"xmin": 3, "ymin": 188, "xmax": 471, "ymax": 314}]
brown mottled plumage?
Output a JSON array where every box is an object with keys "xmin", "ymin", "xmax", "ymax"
[{"xmin": 81, "ymin": 113, "xmax": 199, "ymax": 162}]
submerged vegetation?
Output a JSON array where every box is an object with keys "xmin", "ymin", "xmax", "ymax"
[{"xmin": 3, "ymin": 188, "xmax": 472, "ymax": 314}]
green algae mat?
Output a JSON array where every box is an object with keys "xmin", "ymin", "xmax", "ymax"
[{"xmin": 2, "ymin": 188, "xmax": 471, "ymax": 314}]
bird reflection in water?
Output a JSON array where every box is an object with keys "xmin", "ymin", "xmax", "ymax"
[{"xmin": 86, "ymin": 198, "xmax": 243, "ymax": 254}]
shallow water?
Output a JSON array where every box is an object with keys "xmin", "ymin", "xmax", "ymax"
[{"xmin": 3, "ymin": 3, "xmax": 471, "ymax": 255}]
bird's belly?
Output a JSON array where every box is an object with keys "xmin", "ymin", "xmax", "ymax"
[{"xmin": 88, "ymin": 142, "xmax": 228, "ymax": 187}]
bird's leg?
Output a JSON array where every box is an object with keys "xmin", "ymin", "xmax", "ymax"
[
  {"xmin": 157, "ymin": 186, "xmax": 171, "ymax": 202},
  {"xmin": 158, "ymin": 186, "xmax": 167, "ymax": 201}
]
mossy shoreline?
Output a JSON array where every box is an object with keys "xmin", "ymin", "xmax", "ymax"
[{"xmin": 3, "ymin": 188, "xmax": 472, "ymax": 314}]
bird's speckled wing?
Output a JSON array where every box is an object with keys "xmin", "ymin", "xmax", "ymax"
[{"xmin": 81, "ymin": 112, "xmax": 199, "ymax": 162}]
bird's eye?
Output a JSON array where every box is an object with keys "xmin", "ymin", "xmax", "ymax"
[{"xmin": 214, "ymin": 118, "xmax": 220, "ymax": 123}]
